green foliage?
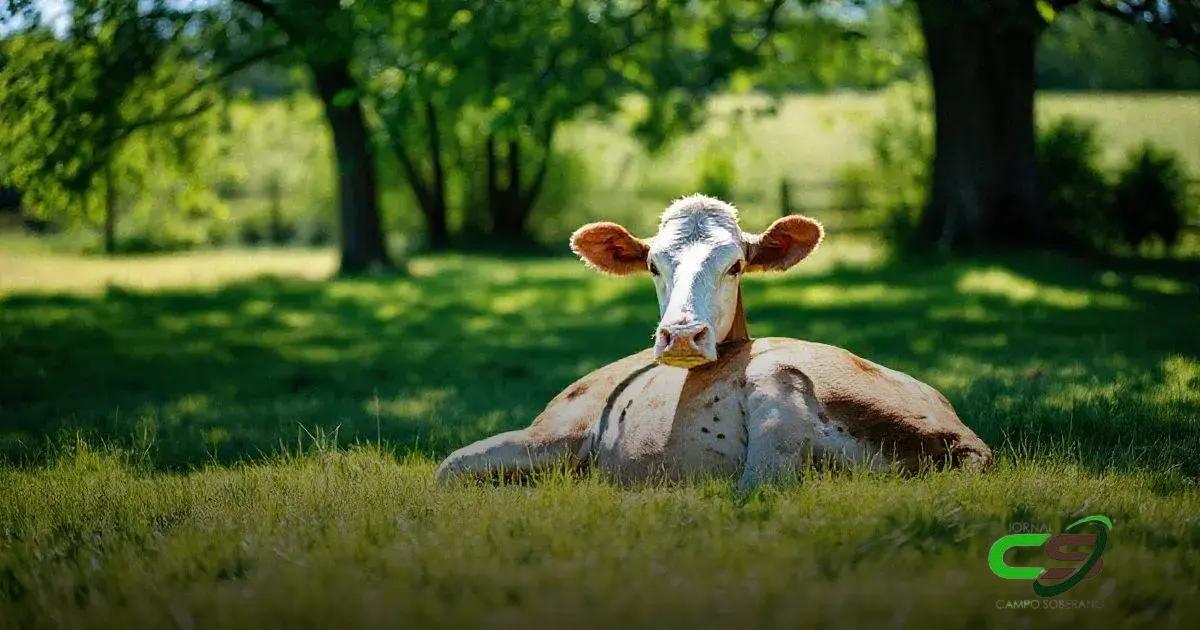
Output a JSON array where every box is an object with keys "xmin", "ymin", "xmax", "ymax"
[
  {"xmin": 0, "ymin": 2, "xmax": 228, "ymax": 251},
  {"xmin": 695, "ymin": 139, "xmax": 738, "ymax": 201},
  {"xmin": 758, "ymin": 0, "xmax": 926, "ymax": 92},
  {"xmin": 852, "ymin": 82, "xmax": 932, "ymax": 250},
  {"xmin": 1036, "ymin": 119, "xmax": 1194, "ymax": 253},
  {"xmin": 833, "ymin": 163, "xmax": 875, "ymax": 212},
  {"xmin": 363, "ymin": 0, "xmax": 789, "ymax": 244},
  {"xmin": 214, "ymin": 98, "xmax": 336, "ymax": 246},
  {"xmin": 852, "ymin": 90, "xmax": 1197, "ymax": 256},
  {"xmin": 1038, "ymin": 10, "xmax": 1200, "ymax": 90},
  {"xmin": 525, "ymin": 147, "xmax": 593, "ymax": 245},
  {"xmin": 1036, "ymin": 116, "xmax": 1112, "ymax": 249},
  {"xmin": 1112, "ymin": 143, "xmax": 1192, "ymax": 250}
]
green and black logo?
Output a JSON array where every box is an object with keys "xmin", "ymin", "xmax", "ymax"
[{"xmin": 988, "ymin": 515, "xmax": 1112, "ymax": 597}]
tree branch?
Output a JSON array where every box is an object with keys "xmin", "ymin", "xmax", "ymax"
[
  {"xmin": 385, "ymin": 118, "xmax": 434, "ymax": 211},
  {"xmin": 521, "ymin": 118, "xmax": 558, "ymax": 209},
  {"xmin": 115, "ymin": 97, "xmax": 215, "ymax": 144}
]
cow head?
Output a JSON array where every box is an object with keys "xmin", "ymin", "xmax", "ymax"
[{"xmin": 570, "ymin": 195, "xmax": 823, "ymax": 368}]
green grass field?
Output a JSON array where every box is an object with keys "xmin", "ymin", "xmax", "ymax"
[{"xmin": 2, "ymin": 235, "xmax": 1198, "ymax": 628}]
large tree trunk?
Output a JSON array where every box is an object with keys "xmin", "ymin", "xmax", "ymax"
[
  {"xmin": 915, "ymin": 0, "xmax": 1044, "ymax": 251},
  {"xmin": 311, "ymin": 60, "xmax": 392, "ymax": 273}
]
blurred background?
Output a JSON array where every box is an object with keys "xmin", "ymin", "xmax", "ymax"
[{"xmin": 1, "ymin": 0, "xmax": 1197, "ymax": 267}]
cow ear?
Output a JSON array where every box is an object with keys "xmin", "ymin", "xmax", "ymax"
[
  {"xmin": 570, "ymin": 222, "xmax": 651, "ymax": 275},
  {"xmin": 744, "ymin": 215, "xmax": 823, "ymax": 272}
]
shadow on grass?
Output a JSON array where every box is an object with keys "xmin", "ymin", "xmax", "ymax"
[{"xmin": 1, "ymin": 250, "xmax": 1197, "ymax": 475}]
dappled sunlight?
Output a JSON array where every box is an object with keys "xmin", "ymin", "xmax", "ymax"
[
  {"xmin": 955, "ymin": 267, "xmax": 1132, "ymax": 310},
  {"xmin": 1097, "ymin": 270, "xmax": 1198, "ymax": 296},
  {"xmin": 758, "ymin": 282, "xmax": 925, "ymax": 308},
  {"xmin": 1, "ymin": 243, "xmax": 1197, "ymax": 475},
  {"xmin": 0, "ymin": 248, "xmax": 338, "ymax": 294},
  {"xmin": 370, "ymin": 388, "xmax": 457, "ymax": 426}
]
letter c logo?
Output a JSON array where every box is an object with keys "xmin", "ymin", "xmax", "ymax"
[{"xmin": 988, "ymin": 533, "xmax": 1051, "ymax": 580}]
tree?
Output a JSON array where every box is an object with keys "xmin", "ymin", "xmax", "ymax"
[
  {"xmin": 229, "ymin": 0, "xmax": 393, "ymax": 272},
  {"xmin": 0, "ymin": 2, "xmax": 223, "ymax": 253},
  {"xmin": 912, "ymin": 0, "xmax": 1200, "ymax": 252},
  {"xmin": 2, "ymin": 0, "xmax": 391, "ymax": 271},
  {"xmin": 364, "ymin": 0, "xmax": 787, "ymax": 247}
]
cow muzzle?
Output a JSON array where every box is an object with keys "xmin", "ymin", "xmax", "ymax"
[{"xmin": 655, "ymin": 321, "xmax": 717, "ymax": 368}]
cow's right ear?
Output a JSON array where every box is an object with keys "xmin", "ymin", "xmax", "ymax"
[{"xmin": 570, "ymin": 222, "xmax": 650, "ymax": 275}]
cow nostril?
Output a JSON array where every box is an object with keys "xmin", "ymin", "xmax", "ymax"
[
  {"xmin": 692, "ymin": 328, "xmax": 707, "ymax": 344},
  {"xmin": 659, "ymin": 329, "xmax": 672, "ymax": 346}
]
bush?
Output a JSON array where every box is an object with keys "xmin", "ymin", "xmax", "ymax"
[
  {"xmin": 1111, "ymin": 143, "xmax": 1190, "ymax": 250},
  {"xmin": 1036, "ymin": 116, "xmax": 1111, "ymax": 249},
  {"xmin": 862, "ymin": 82, "xmax": 932, "ymax": 250},
  {"xmin": 1035, "ymin": 120, "xmax": 1192, "ymax": 253},
  {"xmin": 695, "ymin": 144, "xmax": 737, "ymax": 201},
  {"xmin": 834, "ymin": 163, "xmax": 876, "ymax": 212},
  {"xmin": 858, "ymin": 99, "xmax": 1195, "ymax": 257},
  {"xmin": 526, "ymin": 147, "xmax": 593, "ymax": 245}
]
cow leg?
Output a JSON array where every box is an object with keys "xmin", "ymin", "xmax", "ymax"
[
  {"xmin": 435, "ymin": 427, "xmax": 588, "ymax": 483},
  {"xmin": 737, "ymin": 368, "xmax": 877, "ymax": 492}
]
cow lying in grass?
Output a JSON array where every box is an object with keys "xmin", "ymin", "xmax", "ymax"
[{"xmin": 437, "ymin": 195, "xmax": 992, "ymax": 489}]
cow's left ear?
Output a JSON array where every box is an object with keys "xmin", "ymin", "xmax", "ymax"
[
  {"xmin": 744, "ymin": 215, "xmax": 824, "ymax": 272},
  {"xmin": 570, "ymin": 222, "xmax": 651, "ymax": 275}
]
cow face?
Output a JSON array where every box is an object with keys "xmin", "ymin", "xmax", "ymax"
[{"xmin": 570, "ymin": 195, "xmax": 823, "ymax": 368}]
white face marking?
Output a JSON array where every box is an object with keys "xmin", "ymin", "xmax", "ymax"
[{"xmin": 647, "ymin": 196, "xmax": 746, "ymax": 367}]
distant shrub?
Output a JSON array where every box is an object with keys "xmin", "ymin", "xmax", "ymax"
[
  {"xmin": 526, "ymin": 147, "xmax": 593, "ymax": 246},
  {"xmin": 1036, "ymin": 116, "xmax": 1111, "ymax": 249},
  {"xmin": 1036, "ymin": 120, "xmax": 1192, "ymax": 253},
  {"xmin": 305, "ymin": 220, "xmax": 335, "ymax": 246},
  {"xmin": 862, "ymin": 82, "xmax": 932, "ymax": 251},
  {"xmin": 1111, "ymin": 143, "xmax": 1190, "ymax": 250},
  {"xmin": 834, "ymin": 163, "xmax": 875, "ymax": 212},
  {"xmin": 118, "ymin": 222, "xmax": 212, "ymax": 254},
  {"xmin": 859, "ymin": 97, "xmax": 1195, "ymax": 257},
  {"xmin": 695, "ymin": 140, "xmax": 737, "ymax": 201}
]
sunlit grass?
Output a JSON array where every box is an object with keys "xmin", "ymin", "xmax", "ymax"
[
  {"xmin": 0, "ymin": 245, "xmax": 336, "ymax": 294},
  {"xmin": 1, "ymin": 240, "xmax": 1198, "ymax": 627}
]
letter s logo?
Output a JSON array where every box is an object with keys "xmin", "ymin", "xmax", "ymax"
[{"xmin": 1032, "ymin": 515, "xmax": 1112, "ymax": 597}]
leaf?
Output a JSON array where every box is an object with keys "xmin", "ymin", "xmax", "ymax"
[
  {"xmin": 332, "ymin": 89, "xmax": 357, "ymax": 109},
  {"xmin": 1035, "ymin": 1, "xmax": 1057, "ymax": 24}
]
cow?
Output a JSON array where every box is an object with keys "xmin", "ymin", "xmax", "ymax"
[{"xmin": 437, "ymin": 195, "xmax": 992, "ymax": 489}]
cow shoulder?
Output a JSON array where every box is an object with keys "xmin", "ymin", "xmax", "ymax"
[{"xmin": 529, "ymin": 348, "xmax": 658, "ymax": 440}]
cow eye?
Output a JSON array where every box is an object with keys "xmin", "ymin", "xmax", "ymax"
[
  {"xmin": 649, "ymin": 261, "xmax": 660, "ymax": 276},
  {"xmin": 727, "ymin": 260, "xmax": 743, "ymax": 276}
]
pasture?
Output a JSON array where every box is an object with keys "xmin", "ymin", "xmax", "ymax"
[{"xmin": 2, "ymin": 235, "xmax": 1198, "ymax": 628}]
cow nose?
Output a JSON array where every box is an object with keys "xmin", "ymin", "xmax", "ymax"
[{"xmin": 659, "ymin": 322, "xmax": 710, "ymax": 352}]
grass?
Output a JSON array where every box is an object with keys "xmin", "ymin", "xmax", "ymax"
[{"xmin": 1, "ymin": 235, "xmax": 1199, "ymax": 628}]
